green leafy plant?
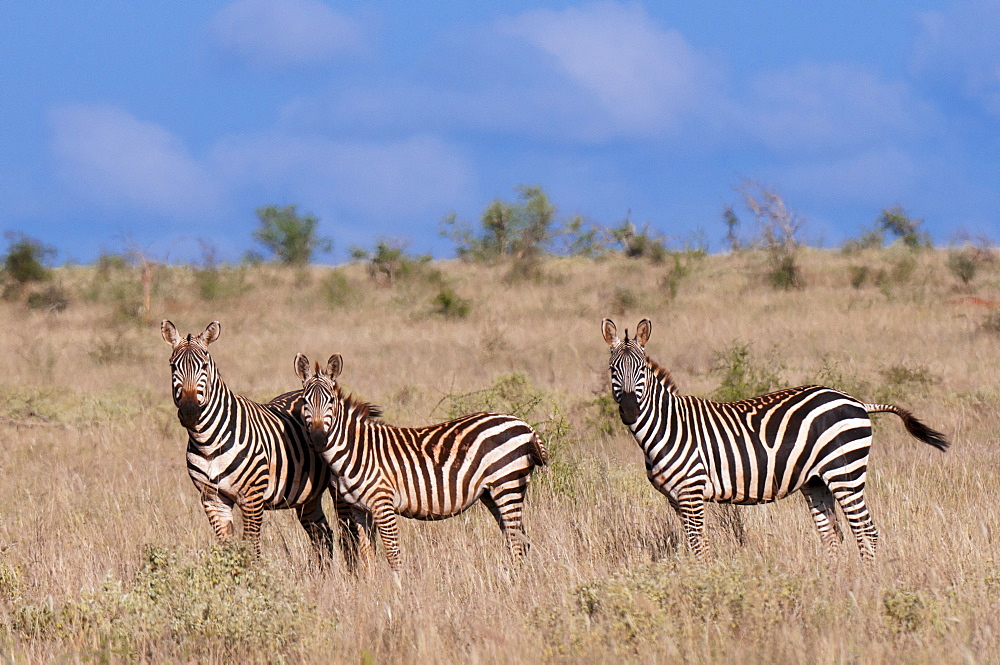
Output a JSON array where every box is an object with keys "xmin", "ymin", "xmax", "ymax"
[
  {"xmin": 877, "ymin": 206, "xmax": 930, "ymax": 249},
  {"xmin": 350, "ymin": 238, "xmax": 431, "ymax": 286},
  {"xmin": 432, "ymin": 287, "xmax": 471, "ymax": 319},
  {"xmin": 608, "ymin": 214, "xmax": 667, "ymax": 262},
  {"xmin": 252, "ymin": 204, "xmax": 332, "ymax": 265},
  {"xmin": 441, "ymin": 185, "xmax": 557, "ymax": 263},
  {"xmin": 710, "ymin": 341, "xmax": 784, "ymax": 402}
]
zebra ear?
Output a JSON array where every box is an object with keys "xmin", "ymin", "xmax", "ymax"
[
  {"xmin": 161, "ymin": 320, "xmax": 181, "ymax": 347},
  {"xmin": 200, "ymin": 321, "xmax": 221, "ymax": 346},
  {"xmin": 601, "ymin": 319, "xmax": 619, "ymax": 347},
  {"xmin": 635, "ymin": 319, "xmax": 651, "ymax": 346},
  {"xmin": 326, "ymin": 354, "xmax": 343, "ymax": 379},
  {"xmin": 294, "ymin": 353, "xmax": 311, "ymax": 382}
]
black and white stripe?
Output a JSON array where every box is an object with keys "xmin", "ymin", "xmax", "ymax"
[
  {"xmin": 162, "ymin": 321, "xmax": 357, "ymax": 564},
  {"xmin": 294, "ymin": 353, "xmax": 549, "ymax": 573},
  {"xmin": 602, "ymin": 318, "xmax": 949, "ymax": 558}
]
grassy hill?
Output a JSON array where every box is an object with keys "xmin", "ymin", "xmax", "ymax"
[{"xmin": 0, "ymin": 248, "xmax": 997, "ymax": 662}]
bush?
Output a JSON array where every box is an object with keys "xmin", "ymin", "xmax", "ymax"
[
  {"xmin": 26, "ymin": 285, "xmax": 69, "ymax": 312},
  {"xmin": 432, "ymin": 287, "xmax": 471, "ymax": 319},
  {"xmin": 350, "ymin": 238, "xmax": 431, "ymax": 286},
  {"xmin": 608, "ymin": 216, "xmax": 667, "ymax": 262},
  {"xmin": 252, "ymin": 205, "xmax": 332, "ymax": 266},
  {"xmin": 3, "ymin": 232, "xmax": 55, "ymax": 285},
  {"xmin": 768, "ymin": 253, "xmax": 802, "ymax": 290},
  {"xmin": 878, "ymin": 206, "xmax": 930, "ymax": 249},
  {"xmin": 440, "ymin": 185, "xmax": 557, "ymax": 264},
  {"xmin": 437, "ymin": 372, "xmax": 570, "ymax": 452},
  {"xmin": 946, "ymin": 246, "xmax": 985, "ymax": 286},
  {"xmin": 710, "ymin": 342, "xmax": 784, "ymax": 402},
  {"xmin": 875, "ymin": 363, "xmax": 939, "ymax": 402},
  {"xmin": 8, "ymin": 543, "xmax": 310, "ymax": 660},
  {"xmin": 849, "ymin": 265, "xmax": 870, "ymax": 289}
]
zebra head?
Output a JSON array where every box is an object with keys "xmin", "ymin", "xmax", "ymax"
[
  {"xmin": 602, "ymin": 318, "xmax": 652, "ymax": 426},
  {"xmin": 295, "ymin": 353, "xmax": 343, "ymax": 451},
  {"xmin": 161, "ymin": 320, "xmax": 221, "ymax": 429}
]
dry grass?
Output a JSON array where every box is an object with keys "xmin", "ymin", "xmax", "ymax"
[{"xmin": 0, "ymin": 249, "xmax": 998, "ymax": 663}]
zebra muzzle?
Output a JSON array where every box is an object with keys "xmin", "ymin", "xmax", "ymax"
[
  {"xmin": 309, "ymin": 427, "xmax": 330, "ymax": 451},
  {"xmin": 177, "ymin": 400, "xmax": 201, "ymax": 429},
  {"xmin": 618, "ymin": 392, "xmax": 640, "ymax": 425}
]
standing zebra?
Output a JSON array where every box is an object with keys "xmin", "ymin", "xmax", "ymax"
[
  {"xmin": 294, "ymin": 353, "xmax": 548, "ymax": 574},
  {"xmin": 601, "ymin": 318, "xmax": 949, "ymax": 559},
  {"xmin": 161, "ymin": 320, "xmax": 360, "ymax": 564}
]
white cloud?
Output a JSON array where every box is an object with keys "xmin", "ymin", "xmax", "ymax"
[
  {"xmin": 502, "ymin": 2, "xmax": 718, "ymax": 136},
  {"xmin": 733, "ymin": 63, "xmax": 938, "ymax": 153},
  {"xmin": 211, "ymin": 133, "xmax": 473, "ymax": 221},
  {"xmin": 911, "ymin": 0, "xmax": 1000, "ymax": 115},
  {"xmin": 208, "ymin": 0, "xmax": 364, "ymax": 68},
  {"xmin": 49, "ymin": 104, "xmax": 219, "ymax": 216}
]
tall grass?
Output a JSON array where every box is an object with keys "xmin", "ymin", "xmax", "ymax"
[{"xmin": 0, "ymin": 251, "xmax": 996, "ymax": 662}]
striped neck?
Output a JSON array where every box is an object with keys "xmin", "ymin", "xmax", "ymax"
[
  {"xmin": 186, "ymin": 374, "xmax": 235, "ymax": 446},
  {"xmin": 629, "ymin": 362, "xmax": 680, "ymax": 447}
]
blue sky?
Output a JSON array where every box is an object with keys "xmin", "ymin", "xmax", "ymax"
[{"xmin": 2, "ymin": 1, "xmax": 998, "ymax": 264}]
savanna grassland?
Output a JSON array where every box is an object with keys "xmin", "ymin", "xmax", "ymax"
[{"xmin": 0, "ymin": 247, "xmax": 998, "ymax": 663}]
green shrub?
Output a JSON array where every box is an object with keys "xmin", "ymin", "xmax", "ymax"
[
  {"xmin": 812, "ymin": 355, "xmax": 870, "ymax": 399},
  {"xmin": 875, "ymin": 363, "xmax": 939, "ymax": 402},
  {"xmin": 252, "ymin": 204, "xmax": 332, "ymax": 266},
  {"xmin": 767, "ymin": 253, "xmax": 802, "ymax": 290},
  {"xmin": 351, "ymin": 238, "xmax": 431, "ymax": 286},
  {"xmin": 946, "ymin": 248, "xmax": 979, "ymax": 285},
  {"xmin": 26, "ymin": 285, "xmax": 69, "ymax": 311},
  {"xmin": 878, "ymin": 206, "xmax": 930, "ymax": 249},
  {"xmin": 3, "ymin": 232, "xmax": 55, "ymax": 285},
  {"xmin": 609, "ymin": 218, "xmax": 667, "ymax": 262},
  {"xmin": 849, "ymin": 265, "xmax": 870, "ymax": 289},
  {"xmin": 9, "ymin": 543, "xmax": 310, "ymax": 660},
  {"xmin": 440, "ymin": 185, "xmax": 557, "ymax": 264},
  {"xmin": 432, "ymin": 287, "xmax": 471, "ymax": 319},
  {"xmin": 437, "ymin": 372, "xmax": 571, "ymax": 453},
  {"xmin": 586, "ymin": 394, "xmax": 620, "ymax": 437},
  {"xmin": 710, "ymin": 342, "xmax": 784, "ymax": 402},
  {"xmin": 883, "ymin": 588, "xmax": 936, "ymax": 635}
]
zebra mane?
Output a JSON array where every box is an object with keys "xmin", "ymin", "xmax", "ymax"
[
  {"xmin": 645, "ymin": 355, "xmax": 680, "ymax": 395},
  {"xmin": 330, "ymin": 382, "xmax": 383, "ymax": 420}
]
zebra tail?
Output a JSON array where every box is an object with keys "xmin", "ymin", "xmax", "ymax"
[
  {"xmin": 530, "ymin": 433, "xmax": 549, "ymax": 466},
  {"xmin": 864, "ymin": 403, "xmax": 950, "ymax": 452}
]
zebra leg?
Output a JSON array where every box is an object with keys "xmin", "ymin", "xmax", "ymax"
[
  {"xmin": 239, "ymin": 493, "xmax": 267, "ymax": 558},
  {"xmin": 826, "ymin": 478, "xmax": 878, "ymax": 559},
  {"xmin": 480, "ymin": 485, "xmax": 530, "ymax": 560},
  {"xmin": 800, "ymin": 478, "xmax": 843, "ymax": 555},
  {"xmin": 350, "ymin": 507, "xmax": 379, "ymax": 570},
  {"xmin": 667, "ymin": 493, "xmax": 707, "ymax": 558},
  {"xmin": 330, "ymin": 490, "xmax": 375, "ymax": 574},
  {"xmin": 295, "ymin": 496, "xmax": 336, "ymax": 563},
  {"xmin": 661, "ymin": 487, "xmax": 707, "ymax": 558},
  {"xmin": 200, "ymin": 487, "xmax": 236, "ymax": 542},
  {"xmin": 369, "ymin": 497, "xmax": 403, "ymax": 575}
]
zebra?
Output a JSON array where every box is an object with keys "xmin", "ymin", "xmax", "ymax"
[
  {"xmin": 601, "ymin": 318, "xmax": 949, "ymax": 559},
  {"xmin": 293, "ymin": 353, "xmax": 549, "ymax": 574},
  {"xmin": 161, "ymin": 320, "xmax": 362, "ymax": 566}
]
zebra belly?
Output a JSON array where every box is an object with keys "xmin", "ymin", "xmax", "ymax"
[{"xmin": 395, "ymin": 492, "xmax": 479, "ymax": 520}]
